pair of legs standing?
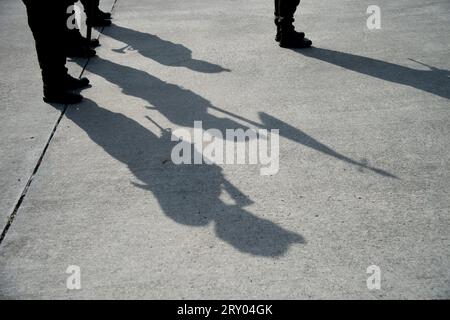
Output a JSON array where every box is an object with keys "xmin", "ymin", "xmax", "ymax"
[
  {"xmin": 274, "ymin": 0, "xmax": 312, "ymax": 48},
  {"xmin": 23, "ymin": 0, "xmax": 112, "ymax": 104},
  {"xmin": 22, "ymin": 0, "xmax": 107, "ymax": 103}
]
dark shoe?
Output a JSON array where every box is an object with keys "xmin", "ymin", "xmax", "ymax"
[
  {"xmin": 63, "ymin": 75, "xmax": 90, "ymax": 90},
  {"xmin": 87, "ymin": 17, "xmax": 112, "ymax": 27},
  {"xmin": 66, "ymin": 45, "xmax": 97, "ymax": 58},
  {"xmin": 43, "ymin": 91, "xmax": 83, "ymax": 104},
  {"xmin": 275, "ymin": 29, "xmax": 304, "ymax": 42},
  {"xmin": 279, "ymin": 31, "xmax": 312, "ymax": 48},
  {"xmin": 95, "ymin": 9, "xmax": 111, "ymax": 20}
]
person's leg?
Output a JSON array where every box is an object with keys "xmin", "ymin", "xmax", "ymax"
[
  {"xmin": 274, "ymin": 0, "xmax": 281, "ymax": 39},
  {"xmin": 23, "ymin": 0, "xmax": 84, "ymax": 103},
  {"xmin": 274, "ymin": 0, "xmax": 280, "ymax": 26},
  {"xmin": 64, "ymin": 2, "xmax": 98, "ymax": 58},
  {"xmin": 275, "ymin": 0, "xmax": 312, "ymax": 48},
  {"xmin": 81, "ymin": 0, "xmax": 112, "ymax": 27},
  {"xmin": 24, "ymin": 0, "xmax": 66, "ymax": 84},
  {"xmin": 276, "ymin": 0, "xmax": 300, "ymax": 32},
  {"xmin": 275, "ymin": 0, "xmax": 304, "ymax": 41},
  {"xmin": 65, "ymin": 0, "xmax": 100, "ymax": 49}
]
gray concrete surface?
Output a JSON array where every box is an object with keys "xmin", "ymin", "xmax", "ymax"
[{"xmin": 1, "ymin": 0, "xmax": 449, "ymax": 299}]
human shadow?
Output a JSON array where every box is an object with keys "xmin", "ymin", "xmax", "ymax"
[
  {"xmin": 295, "ymin": 47, "xmax": 450, "ymax": 100},
  {"xmin": 82, "ymin": 57, "xmax": 396, "ymax": 178},
  {"xmin": 105, "ymin": 23, "xmax": 230, "ymax": 73},
  {"xmin": 84, "ymin": 57, "xmax": 256, "ymax": 138},
  {"xmin": 64, "ymin": 99, "xmax": 304, "ymax": 257}
]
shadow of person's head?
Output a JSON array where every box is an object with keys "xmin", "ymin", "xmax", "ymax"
[{"xmin": 105, "ymin": 23, "xmax": 231, "ymax": 73}]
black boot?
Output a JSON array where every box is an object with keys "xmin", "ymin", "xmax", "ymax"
[
  {"xmin": 274, "ymin": 17, "xmax": 304, "ymax": 42},
  {"xmin": 275, "ymin": 27, "xmax": 304, "ymax": 42},
  {"xmin": 279, "ymin": 30, "xmax": 312, "ymax": 48},
  {"xmin": 63, "ymin": 74, "xmax": 90, "ymax": 90},
  {"xmin": 274, "ymin": 1, "xmax": 311, "ymax": 49},
  {"xmin": 277, "ymin": 18, "xmax": 311, "ymax": 48},
  {"xmin": 43, "ymin": 88, "xmax": 83, "ymax": 104}
]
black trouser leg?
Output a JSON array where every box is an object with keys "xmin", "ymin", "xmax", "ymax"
[
  {"xmin": 274, "ymin": 0, "xmax": 300, "ymax": 31},
  {"xmin": 23, "ymin": 0, "xmax": 68, "ymax": 88},
  {"xmin": 80, "ymin": 0, "xmax": 100, "ymax": 19}
]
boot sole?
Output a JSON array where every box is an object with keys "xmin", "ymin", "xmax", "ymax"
[
  {"xmin": 279, "ymin": 40, "xmax": 312, "ymax": 49},
  {"xmin": 276, "ymin": 32, "xmax": 306, "ymax": 43}
]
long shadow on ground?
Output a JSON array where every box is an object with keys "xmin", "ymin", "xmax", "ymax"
[
  {"xmin": 295, "ymin": 47, "xmax": 450, "ymax": 100},
  {"xmin": 82, "ymin": 55, "xmax": 396, "ymax": 178},
  {"xmin": 64, "ymin": 99, "xmax": 305, "ymax": 257}
]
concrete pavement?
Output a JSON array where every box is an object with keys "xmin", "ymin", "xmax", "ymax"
[{"xmin": 0, "ymin": 0, "xmax": 449, "ymax": 299}]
